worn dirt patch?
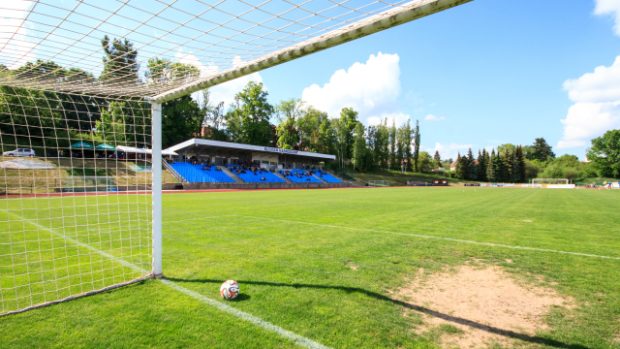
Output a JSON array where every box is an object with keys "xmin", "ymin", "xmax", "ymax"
[
  {"xmin": 345, "ymin": 260, "xmax": 359, "ymax": 271},
  {"xmin": 394, "ymin": 265, "xmax": 573, "ymax": 349}
]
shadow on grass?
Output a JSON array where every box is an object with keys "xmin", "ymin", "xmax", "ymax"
[{"xmin": 165, "ymin": 277, "xmax": 588, "ymax": 349}]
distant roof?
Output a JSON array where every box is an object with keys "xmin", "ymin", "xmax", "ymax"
[{"xmin": 164, "ymin": 138, "xmax": 336, "ymax": 161}]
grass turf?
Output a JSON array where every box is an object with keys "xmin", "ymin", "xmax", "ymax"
[{"xmin": 1, "ymin": 187, "xmax": 619, "ymax": 348}]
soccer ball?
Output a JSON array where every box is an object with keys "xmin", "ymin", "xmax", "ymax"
[{"xmin": 220, "ymin": 280, "xmax": 239, "ymax": 300}]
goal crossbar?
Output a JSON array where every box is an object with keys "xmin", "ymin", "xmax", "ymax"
[{"xmin": 152, "ymin": 0, "xmax": 471, "ymax": 103}]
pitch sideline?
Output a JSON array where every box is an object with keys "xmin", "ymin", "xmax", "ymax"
[{"xmin": 235, "ymin": 214, "xmax": 620, "ymax": 261}]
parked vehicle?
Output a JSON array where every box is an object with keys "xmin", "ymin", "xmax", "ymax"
[{"xmin": 2, "ymin": 148, "xmax": 35, "ymax": 157}]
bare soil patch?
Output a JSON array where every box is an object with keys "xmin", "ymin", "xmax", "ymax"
[
  {"xmin": 345, "ymin": 261, "xmax": 359, "ymax": 271},
  {"xmin": 394, "ymin": 265, "xmax": 573, "ymax": 349}
]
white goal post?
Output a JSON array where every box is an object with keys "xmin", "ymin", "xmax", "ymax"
[
  {"xmin": 531, "ymin": 178, "xmax": 570, "ymax": 185},
  {"xmin": 0, "ymin": 0, "xmax": 469, "ymax": 316}
]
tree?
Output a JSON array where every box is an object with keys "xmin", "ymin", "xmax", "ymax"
[
  {"xmin": 477, "ymin": 150, "xmax": 488, "ymax": 181},
  {"xmin": 455, "ymin": 153, "xmax": 468, "ymax": 179},
  {"xmin": 96, "ymin": 101, "xmax": 128, "ymax": 145},
  {"xmin": 333, "ymin": 107, "xmax": 359, "ymax": 169},
  {"xmin": 298, "ymin": 108, "xmax": 328, "ymax": 152},
  {"xmin": 0, "ymin": 86, "xmax": 71, "ymax": 155},
  {"xmin": 352, "ymin": 122, "xmax": 368, "ymax": 171},
  {"xmin": 418, "ymin": 151, "xmax": 433, "ymax": 173},
  {"xmin": 466, "ymin": 148, "xmax": 477, "ymax": 180},
  {"xmin": 161, "ymin": 95, "xmax": 203, "ymax": 148},
  {"xmin": 275, "ymin": 113, "xmax": 299, "ymax": 149},
  {"xmin": 389, "ymin": 119, "xmax": 396, "ymax": 170},
  {"xmin": 373, "ymin": 120, "xmax": 390, "ymax": 169},
  {"xmin": 487, "ymin": 150, "xmax": 497, "ymax": 182},
  {"xmin": 100, "ymin": 35, "xmax": 138, "ymax": 83},
  {"xmin": 587, "ymin": 129, "xmax": 620, "ymax": 178},
  {"xmin": 527, "ymin": 137, "xmax": 555, "ymax": 162},
  {"xmin": 200, "ymin": 91, "xmax": 228, "ymax": 141},
  {"xmin": 145, "ymin": 57, "xmax": 199, "ymax": 84},
  {"xmin": 274, "ymin": 99, "xmax": 302, "ymax": 149},
  {"xmin": 433, "ymin": 150, "xmax": 442, "ymax": 169},
  {"xmin": 225, "ymin": 81, "xmax": 275, "ymax": 146},
  {"xmin": 413, "ymin": 120, "xmax": 421, "ymax": 172},
  {"xmin": 539, "ymin": 154, "xmax": 586, "ymax": 181},
  {"xmin": 513, "ymin": 146, "xmax": 526, "ymax": 182}
]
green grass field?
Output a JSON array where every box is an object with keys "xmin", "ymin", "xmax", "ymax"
[{"xmin": 1, "ymin": 188, "xmax": 619, "ymax": 348}]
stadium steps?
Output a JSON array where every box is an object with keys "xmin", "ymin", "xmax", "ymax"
[
  {"xmin": 274, "ymin": 171, "xmax": 291, "ymax": 183},
  {"xmin": 312, "ymin": 174, "xmax": 327, "ymax": 183},
  {"xmin": 163, "ymin": 160, "xmax": 186, "ymax": 183},
  {"xmin": 219, "ymin": 167, "xmax": 243, "ymax": 183}
]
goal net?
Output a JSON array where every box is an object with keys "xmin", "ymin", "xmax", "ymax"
[{"xmin": 0, "ymin": 0, "xmax": 468, "ymax": 316}]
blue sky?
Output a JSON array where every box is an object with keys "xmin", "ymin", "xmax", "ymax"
[{"xmin": 250, "ymin": 0, "xmax": 620, "ymax": 159}]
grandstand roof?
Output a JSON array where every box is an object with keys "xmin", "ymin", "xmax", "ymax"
[{"xmin": 164, "ymin": 138, "xmax": 336, "ymax": 161}]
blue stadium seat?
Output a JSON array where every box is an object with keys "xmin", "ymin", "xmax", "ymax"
[
  {"xmin": 170, "ymin": 162, "xmax": 235, "ymax": 183},
  {"xmin": 228, "ymin": 165, "xmax": 285, "ymax": 183},
  {"xmin": 315, "ymin": 170, "xmax": 343, "ymax": 183},
  {"xmin": 281, "ymin": 169, "xmax": 321, "ymax": 183}
]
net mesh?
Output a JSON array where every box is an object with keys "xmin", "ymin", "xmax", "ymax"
[
  {"xmin": 0, "ymin": 90, "xmax": 151, "ymax": 315},
  {"xmin": 0, "ymin": 0, "xmax": 467, "ymax": 315},
  {"xmin": 0, "ymin": 0, "xmax": 436, "ymax": 99}
]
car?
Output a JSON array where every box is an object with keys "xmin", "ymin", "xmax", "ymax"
[{"xmin": 2, "ymin": 148, "xmax": 35, "ymax": 157}]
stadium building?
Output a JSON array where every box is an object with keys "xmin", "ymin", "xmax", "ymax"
[{"xmin": 163, "ymin": 138, "xmax": 347, "ymax": 189}]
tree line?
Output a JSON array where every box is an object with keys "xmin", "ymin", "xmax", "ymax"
[
  {"xmin": 452, "ymin": 134, "xmax": 620, "ymax": 182},
  {"xmin": 1, "ymin": 35, "xmax": 619, "ymax": 181}
]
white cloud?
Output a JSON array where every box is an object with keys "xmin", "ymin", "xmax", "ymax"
[
  {"xmin": 424, "ymin": 114, "xmax": 446, "ymax": 122},
  {"xmin": 557, "ymin": 1, "xmax": 620, "ymax": 150},
  {"xmin": 433, "ymin": 142, "xmax": 472, "ymax": 160},
  {"xmin": 301, "ymin": 52, "xmax": 401, "ymax": 122},
  {"xmin": 595, "ymin": 0, "xmax": 620, "ymax": 36},
  {"xmin": 558, "ymin": 56, "xmax": 620, "ymax": 149},
  {"xmin": 174, "ymin": 52, "xmax": 263, "ymax": 109},
  {"xmin": 0, "ymin": 0, "xmax": 36, "ymax": 69}
]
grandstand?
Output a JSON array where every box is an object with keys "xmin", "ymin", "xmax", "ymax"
[{"xmin": 163, "ymin": 138, "xmax": 346, "ymax": 189}]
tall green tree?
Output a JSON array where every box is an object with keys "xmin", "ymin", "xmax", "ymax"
[
  {"xmin": 586, "ymin": 129, "xmax": 620, "ymax": 178},
  {"xmin": 161, "ymin": 95, "xmax": 203, "ymax": 148},
  {"xmin": 373, "ymin": 120, "xmax": 390, "ymax": 169},
  {"xmin": 100, "ymin": 35, "xmax": 138, "ymax": 83},
  {"xmin": 389, "ymin": 120, "xmax": 396, "ymax": 170},
  {"xmin": 418, "ymin": 151, "xmax": 433, "ymax": 173},
  {"xmin": 352, "ymin": 122, "xmax": 368, "ymax": 171},
  {"xmin": 225, "ymin": 81, "xmax": 275, "ymax": 146},
  {"xmin": 145, "ymin": 57, "xmax": 199, "ymax": 83},
  {"xmin": 412, "ymin": 120, "xmax": 421, "ymax": 172},
  {"xmin": 466, "ymin": 148, "xmax": 477, "ymax": 180},
  {"xmin": 433, "ymin": 150, "xmax": 442, "ymax": 169},
  {"xmin": 95, "ymin": 101, "xmax": 128, "ymax": 145},
  {"xmin": 200, "ymin": 91, "xmax": 228, "ymax": 141},
  {"xmin": 527, "ymin": 137, "xmax": 555, "ymax": 162},
  {"xmin": 514, "ymin": 146, "xmax": 526, "ymax": 182},
  {"xmin": 455, "ymin": 153, "xmax": 468, "ymax": 179},
  {"xmin": 487, "ymin": 150, "xmax": 498, "ymax": 182},
  {"xmin": 477, "ymin": 150, "xmax": 488, "ymax": 181}
]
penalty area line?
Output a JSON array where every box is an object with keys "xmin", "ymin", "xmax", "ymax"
[
  {"xmin": 0, "ymin": 210, "xmax": 331, "ymax": 349},
  {"xmin": 235, "ymin": 214, "xmax": 620, "ymax": 261}
]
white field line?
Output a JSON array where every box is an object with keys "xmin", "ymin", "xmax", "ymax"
[
  {"xmin": 0, "ymin": 209, "xmax": 331, "ymax": 349},
  {"xmin": 235, "ymin": 214, "xmax": 620, "ymax": 261},
  {"xmin": 161, "ymin": 279, "xmax": 330, "ymax": 349},
  {"xmin": 0, "ymin": 209, "xmax": 145, "ymax": 273}
]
